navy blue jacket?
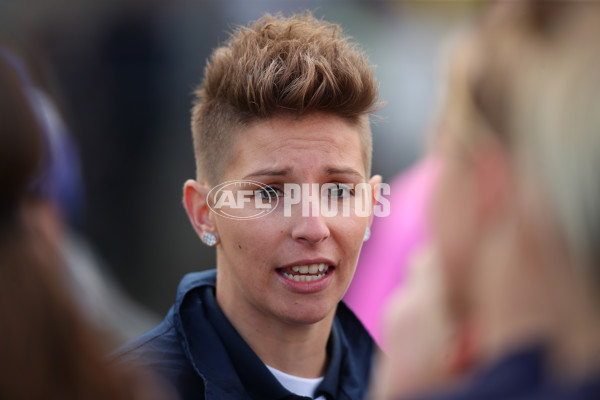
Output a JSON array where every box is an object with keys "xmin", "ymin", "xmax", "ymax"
[
  {"xmin": 414, "ymin": 347, "xmax": 600, "ymax": 400},
  {"xmin": 117, "ymin": 270, "xmax": 376, "ymax": 400}
]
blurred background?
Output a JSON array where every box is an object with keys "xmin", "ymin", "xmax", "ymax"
[{"xmin": 0, "ymin": 0, "xmax": 483, "ymax": 323}]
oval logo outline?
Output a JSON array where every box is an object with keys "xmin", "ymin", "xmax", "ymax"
[{"xmin": 206, "ymin": 179, "xmax": 279, "ymax": 220}]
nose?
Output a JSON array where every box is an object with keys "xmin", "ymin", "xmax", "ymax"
[{"xmin": 292, "ymin": 213, "xmax": 331, "ymax": 245}]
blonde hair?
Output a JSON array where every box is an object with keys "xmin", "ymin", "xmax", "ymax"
[
  {"xmin": 441, "ymin": 1, "xmax": 600, "ymax": 286},
  {"xmin": 191, "ymin": 12, "xmax": 379, "ymax": 184}
]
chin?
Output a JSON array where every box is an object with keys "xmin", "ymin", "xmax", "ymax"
[{"xmin": 279, "ymin": 302, "xmax": 336, "ymax": 326}]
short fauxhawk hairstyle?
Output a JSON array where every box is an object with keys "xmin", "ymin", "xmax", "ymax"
[{"xmin": 191, "ymin": 12, "xmax": 379, "ymax": 184}]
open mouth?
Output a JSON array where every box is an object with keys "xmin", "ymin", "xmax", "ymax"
[{"xmin": 278, "ymin": 263, "xmax": 333, "ymax": 283}]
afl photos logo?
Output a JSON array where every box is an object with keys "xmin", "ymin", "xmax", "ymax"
[{"xmin": 207, "ymin": 180, "xmax": 279, "ymax": 220}]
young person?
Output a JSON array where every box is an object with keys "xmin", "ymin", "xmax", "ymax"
[{"xmin": 119, "ymin": 13, "xmax": 382, "ymax": 400}]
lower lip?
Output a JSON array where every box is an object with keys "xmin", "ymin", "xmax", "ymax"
[{"xmin": 276, "ymin": 268, "xmax": 335, "ymax": 294}]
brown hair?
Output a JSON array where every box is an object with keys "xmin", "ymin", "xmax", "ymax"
[{"xmin": 191, "ymin": 12, "xmax": 379, "ymax": 184}]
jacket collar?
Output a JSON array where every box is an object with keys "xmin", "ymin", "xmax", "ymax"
[
  {"xmin": 173, "ymin": 271, "xmax": 247, "ymax": 398},
  {"xmin": 172, "ymin": 270, "xmax": 374, "ymax": 400}
]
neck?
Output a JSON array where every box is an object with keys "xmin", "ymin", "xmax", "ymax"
[
  {"xmin": 469, "ymin": 220, "xmax": 558, "ymax": 367},
  {"xmin": 472, "ymin": 266, "xmax": 553, "ymax": 368},
  {"xmin": 470, "ymin": 225, "xmax": 600, "ymax": 380},
  {"xmin": 549, "ymin": 283, "xmax": 600, "ymax": 381},
  {"xmin": 216, "ymin": 284, "xmax": 333, "ymax": 379}
]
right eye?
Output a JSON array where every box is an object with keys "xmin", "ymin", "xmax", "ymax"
[{"xmin": 255, "ymin": 185, "xmax": 282, "ymax": 201}]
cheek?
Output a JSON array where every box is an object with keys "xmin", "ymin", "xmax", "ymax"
[
  {"xmin": 223, "ymin": 214, "xmax": 288, "ymax": 263},
  {"xmin": 218, "ymin": 219, "xmax": 263, "ymax": 264},
  {"xmin": 336, "ymin": 217, "xmax": 369, "ymax": 267}
]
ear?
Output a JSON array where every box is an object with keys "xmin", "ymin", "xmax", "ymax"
[
  {"xmin": 183, "ymin": 179, "xmax": 218, "ymax": 243},
  {"xmin": 367, "ymin": 174, "xmax": 383, "ymax": 227}
]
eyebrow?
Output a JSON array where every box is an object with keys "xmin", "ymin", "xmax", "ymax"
[
  {"xmin": 243, "ymin": 168, "xmax": 291, "ymax": 180},
  {"xmin": 244, "ymin": 166, "xmax": 364, "ymax": 180},
  {"xmin": 325, "ymin": 167, "xmax": 364, "ymax": 179}
]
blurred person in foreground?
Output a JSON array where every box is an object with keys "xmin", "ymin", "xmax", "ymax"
[
  {"xmin": 374, "ymin": 1, "xmax": 600, "ymax": 399},
  {"xmin": 0, "ymin": 49, "xmax": 171, "ymax": 400},
  {"xmin": 118, "ymin": 12, "xmax": 382, "ymax": 400},
  {"xmin": 0, "ymin": 46, "xmax": 160, "ymax": 348},
  {"xmin": 7, "ymin": 49, "xmax": 161, "ymax": 347}
]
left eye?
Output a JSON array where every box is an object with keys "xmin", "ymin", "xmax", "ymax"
[{"xmin": 327, "ymin": 183, "xmax": 354, "ymax": 198}]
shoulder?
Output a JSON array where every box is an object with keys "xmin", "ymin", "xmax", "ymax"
[
  {"xmin": 114, "ymin": 270, "xmax": 219, "ymax": 399},
  {"xmin": 336, "ymin": 301, "xmax": 378, "ymax": 355},
  {"xmin": 116, "ymin": 270, "xmax": 216, "ymax": 363},
  {"xmin": 334, "ymin": 301, "xmax": 378, "ymax": 399},
  {"xmin": 116, "ymin": 310, "xmax": 181, "ymax": 365},
  {"xmin": 115, "ymin": 311, "xmax": 207, "ymax": 400}
]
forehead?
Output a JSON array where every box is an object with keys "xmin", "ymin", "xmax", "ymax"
[{"xmin": 224, "ymin": 114, "xmax": 365, "ymax": 180}]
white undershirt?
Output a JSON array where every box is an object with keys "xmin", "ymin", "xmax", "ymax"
[{"xmin": 266, "ymin": 365, "xmax": 326, "ymax": 400}]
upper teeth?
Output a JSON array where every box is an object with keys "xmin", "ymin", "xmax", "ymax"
[{"xmin": 291, "ymin": 263, "xmax": 327, "ymax": 274}]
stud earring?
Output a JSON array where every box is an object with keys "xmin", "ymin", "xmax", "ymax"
[
  {"xmin": 363, "ymin": 227, "xmax": 371, "ymax": 242},
  {"xmin": 202, "ymin": 232, "xmax": 217, "ymax": 247}
]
